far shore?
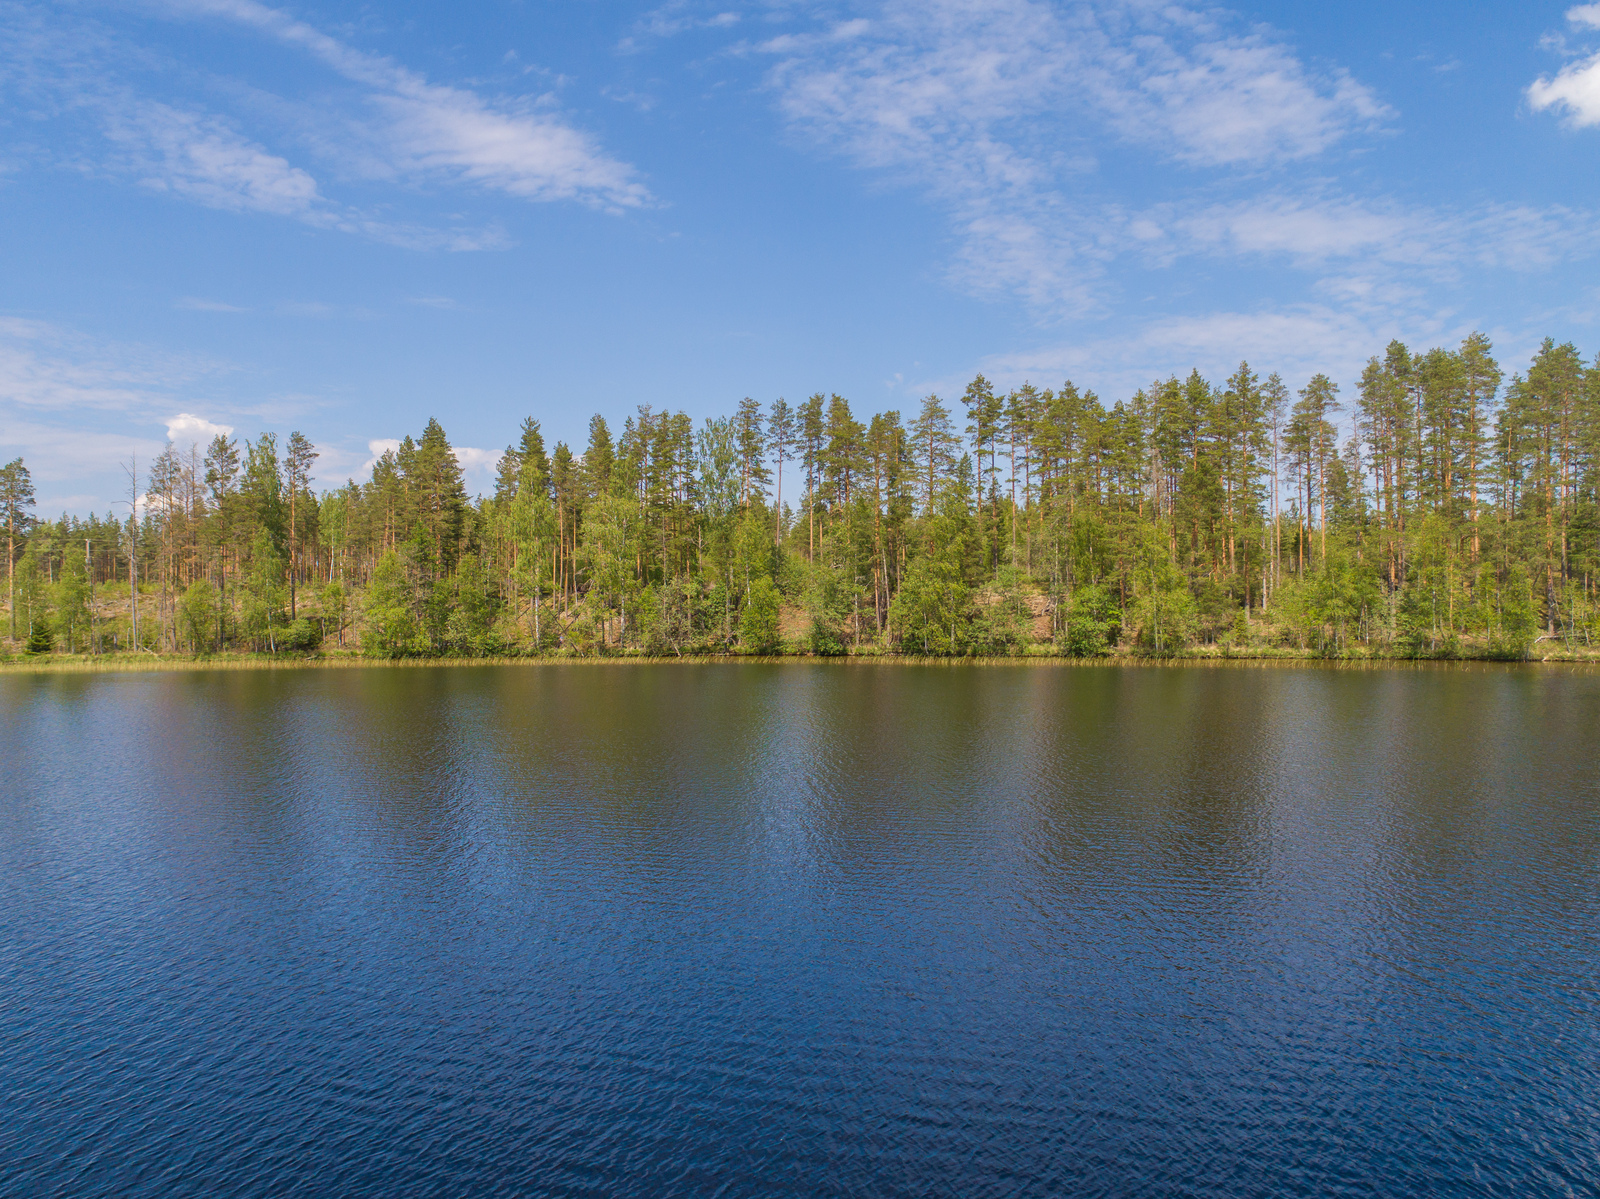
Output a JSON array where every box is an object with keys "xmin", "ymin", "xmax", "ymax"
[{"xmin": 4, "ymin": 649, "xmax": 1599, "ymax": 675}]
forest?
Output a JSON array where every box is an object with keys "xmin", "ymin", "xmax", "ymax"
[{"xmin": 4, "ymin": 332, "xmax": 1599, "ymax": 661}]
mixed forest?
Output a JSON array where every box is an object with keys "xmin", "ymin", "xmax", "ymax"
[{"xmin": 5, "ymin": 332, "xmax": 1600, "ymax": 661}]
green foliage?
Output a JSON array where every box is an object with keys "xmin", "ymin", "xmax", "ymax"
[
  {"xmin": 442, "ymin": 555, "xmax": 497, "ymax": 655},
  {"xmin": 739, "ymin": 576, "xmax": 782, "ymax": 653},
  {"xmin": 889, "ymin": 554, "xmax": 971, "ymax": 654},
  {"xmin": 52, "ymin": 552, "xmax": 91, "ymax": 653},
  {"xmin": 25, "ymin": 615, "xmax": 52, "ymax": 655},
  {"xmin": 241, "ymin": 530, "xmax": 287, "ymax": 651},
  {"xmin": 20, "ymin": 328, "xmax": 1600, "ymax": 663},
  {"xmin": 1059, "ymin": 583, "xmax": 1118, "ymax": 656},
  {"xmin": 1305, "ymin": 552, "xmax": 1381, "ymax": 656},
  {"xmin": 971, "ymin": 566, "xmax": 1033, "ymax": 655},
  {"xmin": 362, "ymin": 550, "xmax": 420, "ymax": 657},
  {"xmin": 1128, "ymin": 523, "xmax": 1196, "ymax": 654},
  {"xmin": 1488, "ymin": 564, "xmax": 1537, "ymax": 659},
  {"xmin": 806, "ymin": 563, "xmax": 850, "ymax": 655},
  {"xmin": 179, "ymin": 580, "xmax": 217, "ymax": 654},
  {"xmin": 319, "ymin": 582, "xmax": 347, "ymax": 645},
  {"xmin": 279, "ymin": 618, "xmax": 321, "ymax": 652}
]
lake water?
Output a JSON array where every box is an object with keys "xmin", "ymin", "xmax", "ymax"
[{"xmin": 3, "ymin": 662, "xmax": 1598, "ymax": 1197}]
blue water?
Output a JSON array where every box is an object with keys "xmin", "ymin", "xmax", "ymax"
[{"xmin": 2, "ymin": 663, "xmax": 1598, "ymax": 1196}]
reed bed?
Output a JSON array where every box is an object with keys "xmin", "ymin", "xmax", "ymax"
[{"xmin": 3, "ymin": 650, "xmax": 1597, "ymax": 675}]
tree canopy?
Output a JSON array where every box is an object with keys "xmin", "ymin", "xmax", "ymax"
[{"xmin": 8, "ymin": 332, "xmax": 1600, "ymax": 661}]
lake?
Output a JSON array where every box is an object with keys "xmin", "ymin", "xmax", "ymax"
[{"xmin": 2, "ymin": 662, "xmax": 1598, "ymax": 1196}]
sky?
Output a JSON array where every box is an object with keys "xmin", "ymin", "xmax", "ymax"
[{"xmin": 3, "ymin": 0, "xmax": 1600, "ymax": 513}]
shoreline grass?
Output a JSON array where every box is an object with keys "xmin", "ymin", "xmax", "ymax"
[{"xmin": 3, "ymin": 648, "xmax": 1598, "ymax": 674}]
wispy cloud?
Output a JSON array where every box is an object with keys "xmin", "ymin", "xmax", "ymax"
[
  {"xmin": 970, "ymin": 303, "xmax": 1391, "ymax": 401},
  {"xmin": 104, "ymin": 100, "xmax": 320, "ymax": 216},
  {"xmin": 0, "ymin": 319, "xmax": 237, "ymax": 504},
  {"xmin": 1084, "ymin": 4, "xmax": 1387, "ymax": 166},
  {"xmin": 163, "ymin": 0, "xmax": 650, "ymax": 210},
  {"xmin": 0, "ymin": 317, "xmax": 349, "ymax": 505},
  {"xmin": 956, "ymin": 300, "xmax": 1565, "ymax": 445},
  {"xmin": 0, "ymin": 317, "xmax": 221, "ymax": 414},
  {"xmin": 1569, "ymin": 5, "xmax": 1600, "ymax": 33},
  {"xmin": 622, "ymin": 2, "xmax": 744, "ymax": 51},
  {"xmin": 1160, "ymin": 195, "xmax": 1594, "ymax": 273},
  {"xmin": 0, "ymin": 416, "xmax": 168, "ymax": 496},
  {"xmin": 743, "ymin": 0, "xmax": 1391, "ymax": 308},
  {"xmin": 0, "ymin": 0, "xmax": 647, "ymax": 248}
]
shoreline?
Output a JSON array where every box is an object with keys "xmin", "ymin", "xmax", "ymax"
[{"xmin": 4, "ymin": 649, "xmax": 1599, "ymax": 674}]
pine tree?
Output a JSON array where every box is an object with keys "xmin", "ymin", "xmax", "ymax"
[
  {"xmin": 733, "ymin": 397, "xmax": 769, "ymax": 507},
  {"xmin": 767, "ymin": 397, "xmax": 796, "ymax": 544},
  {"xmin": 0, "ymin": 457, "xmax": 36, "ymax": 642},
  {"xmin": 284, "ymin": 431, "xmax": 318, "ymax": 618},
  {"xmin": 584, "ymin": 415, "xmax": 615, "ymax": 500},
  {"xmin": 1458, "ymin": 332, "xmax": 1502, "ymax": 563},
  {"xmin": 414, "ymin": 419, "xmax": 466, "ymax": 574},
  {"xmin": 517, "ymin": 418, "xmax": 552, "ymax": 501},
  {"xmin": 908, "ymin": 394, "xmax": 958, "ymax": 515}
]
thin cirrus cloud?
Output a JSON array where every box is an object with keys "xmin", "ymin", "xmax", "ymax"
[
  {"xmin": 104, "ymin": 101, "xmax": 321, "ymax": 217},
  {"xmin": 0, "ymin": 317, "xmax": 220, "ymax": 414},
  {"xmin": 89, "ymin": 93, "xmax": 501, "ymax": 248},
  {"xmin": 0, "ymin": 318, "xmax": 233, "ymax": 496},
  {"xmin": 742, "ymin": 0, "xmax": 1394, "ymax": 309},
  {"xmin": 102, "ymin": 99, "xmax": 507, "ymax": 248},
  {"xmin": 1528, "ymin": 5, "xmax": 1600, "ymax": 127},
  {"xmin": 0, "ymin": 0, "xmax": 647, "ymax": 249},
  {"xmin": 738, "ymin": 0, "xmax": 1600, "ymax": 343},
  {"xmin": 963, "ymin": 304, "xmax": 1404, "ymax": 413},
  {"xmin": 159, "ymin": 0, "xmax": 650, "ymax": 210},
  {"xmin": 1163, "ymin": 196, "xmax": 1594, "ymax": 273}
]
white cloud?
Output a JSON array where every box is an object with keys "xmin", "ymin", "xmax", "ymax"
[
  {"xmin": 949, "ymin": 304, "xmax": 1421, "ymax": 430},
  {"xmin": 625, "ymin": 2, "xmax": 746, "ymax": 46},
  {"xmin": 1528, "ymin": 5, "xmax": 1600, "ymax": 126},
  {"xmin": 165, "ymin": 412, "xmax": 235, "ymax": 443},
  {"xmin": 0, "ymin": 319, "xmax": 258, "ymax": 508},
  {"xmin": 1529, "ymin": 53, "xmax": 1600, "ymax": 126},
  {"xmin": 453, "ymin": 446, "xmax": 502, "ymax": 476},
  {"xmin": 104, "ymin": 100, "xmax": 320, "ymax": 216},
  {"xmin": 351, "ymin": 439, "xmax": 501, "ymax": 486},
  {"xmin": 0, "ymin": 415, "xmax": 166, "ymax": 496},
  {"xmin": 0, "ymin": 0, "xmax": 642, "ymax": 246},
  {"xmin": 362, "ymin": 437, "xmax": 403, "ymax": 473},
  {"xmin": 1570, "ymin": 5, "xmax": 1600, "ymax": 32},
  {"xmin": 0, "ymin": 317, "xmax": 218, "ymax": 413},
  {"xmin": 166, "ymin": 0, "xmax": 649, "ymax": 209},
  {"xmin": 755, "ymin": 0, "xmax": 1389, "ymax": 308},
  {"xmin": 1166, "ymin": 196, "xmax": 1593, "ymax": 272}
]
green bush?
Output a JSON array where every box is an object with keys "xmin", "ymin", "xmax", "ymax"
[
  {"xmin": 1057, "ymin": 584, "xmax": 1118, "ymax": 657},
  {"xmin": 279, "ymin": 617, "xmax": 322, "ymax": 652},
  {"xmin": 740, "ymin": 577, "xmax": 782, "ymax": 654},
  {"xmin": 25, "ymin": 618, "xmax": 52, "ymax": 656}
]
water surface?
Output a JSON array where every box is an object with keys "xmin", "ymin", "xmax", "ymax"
[{"xmin": 3, "ymin": 663, "xmax": 1598, "ymax": 1196}]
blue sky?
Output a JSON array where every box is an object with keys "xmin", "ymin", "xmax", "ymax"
[{"xmin": 4, "ymin": 0, "xmax": 1600, "ymax": 512}]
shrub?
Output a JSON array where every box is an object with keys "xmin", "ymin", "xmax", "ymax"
[
  {"xmin": 740, "ymin": 577, "xmax": 782, "ymax": 654},
  {"xmin": 25, "ymin": 618, "xmax": 52, "ymax": 656}
]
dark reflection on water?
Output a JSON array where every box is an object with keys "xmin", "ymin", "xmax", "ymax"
[{"xmin": 3, "ymin": 663, "xmax": 1599, "ymax": 1197}]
